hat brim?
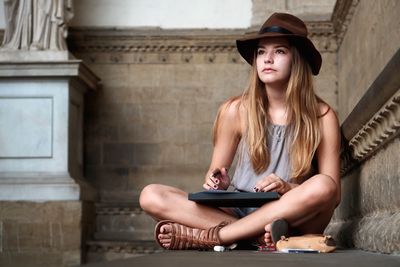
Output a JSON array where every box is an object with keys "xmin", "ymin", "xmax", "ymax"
[{"xmin": 236, "ymin": 33, "xmax": 322, "ymax": 75}]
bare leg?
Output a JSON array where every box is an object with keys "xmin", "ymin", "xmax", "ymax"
[
  {"xmin": 139, "ymin": 184, "xmax": 239, "ymax": 248},
  {"xmin": 219, "ymin": 174, "xmax": 338, "ymax": 245},
  {"xmin": 140, "ymin": 174, "xmax": 338, "ymax": 248},
  {"xmin": 139, "ymin": 184, "xmax": 238, "ymax": 228}
]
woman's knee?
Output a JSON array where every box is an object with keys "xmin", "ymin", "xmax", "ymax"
[
  {"xmin": 139, "ymin": 184, "xmax": 166, "ymax": 214},
  {"xmin": 303, "ymin": 174, "xmax": 338, "ymax": 206}
]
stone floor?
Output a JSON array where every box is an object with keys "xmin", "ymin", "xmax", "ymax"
[{"xmin": 80, "ymin": 249, "xmax": 400, "ymax": 267}]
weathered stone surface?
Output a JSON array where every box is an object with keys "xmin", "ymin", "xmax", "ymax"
[
  {"xmin": 327, "ymin": 212, "xmax": 400, "ymax": 253},
  {"xmin": 338, "ymin": 0, "xmax": 400, "ymax": 122},
  {"xmin": 0, "ymin": 201, "xmax": 94, "ymax": 267},
  {"xmin": 77, "ymin": 29, "xmax": 337, "ymax": 204},
  {"xmin": 86, "ymin": 240, "xmax": 159, "ymax": 263},
  {"xmin": 251, "ymin": 0, "xmax": 336, "ymax": 26},
  {"xmin": 327, "ymin": 0, "xmax": 400, "ymax": 254},
  {"xmin": 0, "ymin": 252, "xmax": 63, "ymax": 267},
  {"xmin": 328, "ymin": 137, "xmax": 400, "ymax": 253},
  {"xmin": 315, "ymin": 52, "xmax": 338, "ymax": 110},
  {"xmin": 95, "ymin": 212, "xmax": 155, "ymax": 241}
]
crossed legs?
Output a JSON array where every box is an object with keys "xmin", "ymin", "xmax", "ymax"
[{"xmin": 139, "ymin": 174, "xmax": 338, "ymax": 248}]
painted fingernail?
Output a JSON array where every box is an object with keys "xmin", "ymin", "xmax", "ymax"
[
  {"xmin": 254, "ymin": 187, "xmax": 259, "ymax": 192},
  {"xmin": 213, "ymin": 185, "xmax": 218, "ymax": 189}
]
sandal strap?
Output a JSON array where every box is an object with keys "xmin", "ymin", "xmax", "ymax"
[
  {"xmin": 158, "ymin": 221, "xmax": 228, "ymax": 250},
  {"xmin": 198, "ymin": 221, "xmax": 228, "ymax": 249}
]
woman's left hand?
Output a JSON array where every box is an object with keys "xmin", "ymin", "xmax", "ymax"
[{"xmin": 253, "ymin": 173, "xmax": 294, "ymax": 195}]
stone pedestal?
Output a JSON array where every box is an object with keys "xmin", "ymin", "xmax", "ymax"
[
  {"xmin": 0, "ymin": 59, "xmax": 99, "ymax": 201},
  {"xmin": 0, "ymin": 55, "xmax": 100, "ymax": 266}
]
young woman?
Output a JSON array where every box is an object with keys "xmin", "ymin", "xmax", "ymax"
[{"xmin": 139, "ymin": 13, "xmax": 341, "ymax": 250}]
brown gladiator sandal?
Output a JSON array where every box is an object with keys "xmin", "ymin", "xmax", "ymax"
[{"xmin": 154, "ymin": 220, "xmax": 228, "ymax": 250}]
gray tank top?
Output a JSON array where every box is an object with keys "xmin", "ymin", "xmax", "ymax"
[{"xmin": 232, "ymin": 124, "xmax": 292, "ymax": 192}]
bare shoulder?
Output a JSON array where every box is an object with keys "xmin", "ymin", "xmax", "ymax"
[
  {"xmin": 217, "ymin": 96, "xmax": 245, "ymax": 136},
  {"xmin": 318, "ymin": 102, "xmax": 339, "ymax": 135},
  {"xmin": 219, "ymin": 97, "xmax": 243, "ymax": 116}
]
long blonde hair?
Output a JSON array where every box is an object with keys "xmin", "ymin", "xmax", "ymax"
[{"xmin": 213, "ymin": 45, "xmax": 323, "ymax": 179}]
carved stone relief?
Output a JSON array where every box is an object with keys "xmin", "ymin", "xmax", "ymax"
[
  {"xmin": 68, "ymin": 27, "xmax": 337, "ymax": 65},
  {"xmin": 341, "ymin": 89, "xmax": 400, "ymax": 174},
  {"xmin": 350, "ymin": 90, "xmax": 400, "ymax": 159},
  {"xmin": 331, "ymin": 0, "xmax": 360, "ymax": 47}
]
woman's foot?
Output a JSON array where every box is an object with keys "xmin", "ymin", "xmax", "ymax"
[
  {"xmin": 157, "ymin": 223, "xmax": 204, "ymax": 249},
  {"xmin": 264, "ymin": 223, "xmax": 273, "ymax": 245},
  {"xmin": 157, "ymin": 223, "xmax": 172, "ymax": 248},
  {"xmin": 264, "ymin": 219, "xmax": 289, "ymax": 245},
  {"xmin": 154, "ymin": 220, "xmax": 227, "ymax": 250}
]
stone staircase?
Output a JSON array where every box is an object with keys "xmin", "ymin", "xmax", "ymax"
[{"xmin": 86, "ymin": 202, "xmax": 162, "ymax": 262}]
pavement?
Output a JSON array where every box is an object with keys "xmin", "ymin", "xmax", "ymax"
[{"xmin": 80, "ymin": 249, "xmax": 400, "ymax": 267}]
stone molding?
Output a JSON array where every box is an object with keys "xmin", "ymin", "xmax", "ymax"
[
  {"xmin": 68, "ymin": 29, "xmax": 240, "ymax": 64},
  {"xmin": 96, "ymin": 203, "xmax": 143, "ymax": 215},
  {"xmin": 341, "ymin": 89, "xmax": 400, "ymax": 174},
  {"xmin": 67, "ymin": 25, "xmax": 337, "ymax": 65},
  {"xmin": 331, "ymin": 0, "xmax": 360, "ymax": 47},
  {"xmin": 0, "ymin": 60, "xmax": 99, "ymax": 90},
  {"xmin": 340, "ymin": 49, "xmax": 400, "ymax": 175},
  {"xmin": 349, "ymin": 90, "xmax": 400, "ymax": 160},
  {"xmin": 340, "ymin": 88, "xmax": 400, "ymax": 175},
  {"xmin": 68, "ymin": 28, "xmax": 243, "ymax": 54}
]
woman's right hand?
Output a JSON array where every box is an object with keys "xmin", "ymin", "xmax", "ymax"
[{"xmin": 203, "ymin": 167, "xmax": 231, "ymax": 190}]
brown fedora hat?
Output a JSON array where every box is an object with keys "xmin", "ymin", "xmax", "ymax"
[{"xmin": 236, "ymin": 13, "xmax": 322, "ymax": 75}]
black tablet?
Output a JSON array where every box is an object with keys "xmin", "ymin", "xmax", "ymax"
[{"xmin": 188, "ymin": 190, "xmax": 280, "ymax": 207}]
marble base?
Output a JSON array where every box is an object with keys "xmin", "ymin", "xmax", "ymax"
[
  {"xmin": 0, "ymin": 50, "xmax": 74, "ymax": 62},
  {"xmin": 0, "ymin": 60, "xmax": 99, "ymax": 201}
]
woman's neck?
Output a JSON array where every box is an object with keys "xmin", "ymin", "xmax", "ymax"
[
  {"xmin": 265, "ymin": 83, "xmax": 288, "ymax": 125},
  {"xmin": 265, "ymin": 83, "xmax": 286, "ymax": 109}
]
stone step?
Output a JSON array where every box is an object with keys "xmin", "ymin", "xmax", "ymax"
[
  {"xmin": 86, "ymin": 240, "xmax": 162, "ymax": 263},
  {"xmin": 94, "ymin": 202, "xmax": 155, "ymax": 241}
]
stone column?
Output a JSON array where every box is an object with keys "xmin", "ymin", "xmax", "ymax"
[{"xmin": 0, "ymin": 1, "xmax": 99, "ymax": 266}]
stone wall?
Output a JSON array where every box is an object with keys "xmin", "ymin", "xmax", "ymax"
[
  {"xmin": 326, "ymin": 0, "xmax": 400, "ymax": 254},
  {"xmin": 0, "ymin": 201, "xmax": 95, "ymax": 267},
  {"xmin": 252, "ymin": 0, "xmax": 336, "ymax": 26},
  {"xmin": 72, "ymin": 30, "xmax": 249, "ymax": 201},
  {"xmin": 69, "ymin": 26, "xmax": 337, "ymax": 202},
  {"xmin": 337, "ymin": 0, "xmax": 400, "ymax": 122},
  {"xmin": 332, "ymin": 138, "xmax": 400, "ymax": 252}
]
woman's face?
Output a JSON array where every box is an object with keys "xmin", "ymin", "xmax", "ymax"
[{"xmin": 256, "ymin": 37, "xmax": 292, "ymax": 87}]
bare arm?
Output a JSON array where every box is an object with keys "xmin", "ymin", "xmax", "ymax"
[{"xmin": 203, "ymin": 99, "xmax": 244, "ymax": 190}]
